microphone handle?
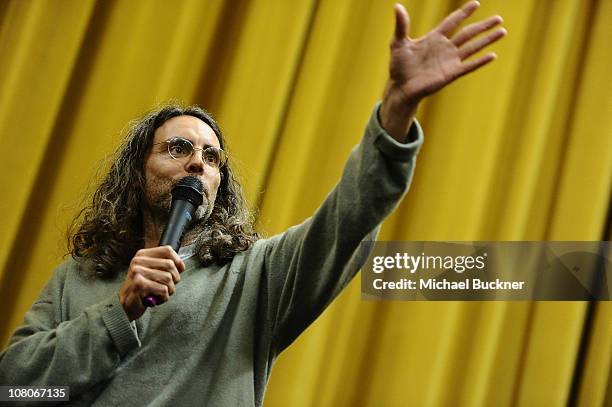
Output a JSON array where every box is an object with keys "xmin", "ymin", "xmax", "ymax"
[{"xmin": 143, "ymin": 200, "xmax": 196, "ymax": 307}]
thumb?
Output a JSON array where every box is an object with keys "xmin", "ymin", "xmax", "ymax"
[{"xmin": 393, "ymin": 3, "xmax": 410, "ymax": 41}]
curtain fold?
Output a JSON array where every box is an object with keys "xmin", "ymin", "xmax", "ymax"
[{"xmin": 0, "ymin": 0, "xmax": 609, "ymax": 405}]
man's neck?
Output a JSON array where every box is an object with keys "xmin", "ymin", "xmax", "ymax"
[
  {"xmin": 142, "ymin": 212, "xmax": 200, "ymax": 249},
  {"xmin": 142, "ymin": 212, "xmax": 162, "ymax": 248}
]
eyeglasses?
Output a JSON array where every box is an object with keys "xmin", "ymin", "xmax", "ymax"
[{"xmin": 154, "ymin": 137, "xmax": 228, "ymax": 169}]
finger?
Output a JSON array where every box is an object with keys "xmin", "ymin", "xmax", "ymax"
[
  {"xmin": 452, "ymin": 15, "xmax": 503, "ymax": 47},
  {"xmin": 139, "ymin": 267, "xmax": 177, "ymax": 295},
  {"xmin": 456, "ymin": 52, "xmax": 497, "ymax": 79},
  {"xmin": 435, "ymin": 0, "xmax": 480, "ymax": 37},
  {"xmin": 458, "ymin": 28, "xmax": 506, "ymax": 60},
  {"xmin": 133, "ymin": 273, "xmax": 171, "ymax": 303},
  {"xmin": 393, "ymin": 3, "xmax": 410, "ymax": 41},
  {"xmin": 137, "ymin": 257, "xmax": 181, "ymax": 283},
  {"xmin": 140, "ymin": 245, "xmax": 186, "ymax": 273},
  {"xmin": 141, "ymin": 282, "xmax": 170, "ymax": 304}
]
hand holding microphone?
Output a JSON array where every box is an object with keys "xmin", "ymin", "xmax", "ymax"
[
  {"xmin": 119, "ymin": 246, "xmax": 185, "ymax": 321},
  {"xmin": 119, "ymin": 175, "xmax": 204, "ymax": 321}
]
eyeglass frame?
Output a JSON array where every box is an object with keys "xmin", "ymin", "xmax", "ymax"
[{"xmin": 153, "ymin": 137, "xmax": 228, "ymax": 169}]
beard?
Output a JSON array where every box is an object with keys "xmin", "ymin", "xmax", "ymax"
[{"xmin": 144, "ymin": 175, "xmax": 214, "ymax": 229}]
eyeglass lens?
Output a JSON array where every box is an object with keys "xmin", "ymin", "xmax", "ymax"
[{"xmin": 166, "ymin": 138, "xmax": 225, "ymax": 168}]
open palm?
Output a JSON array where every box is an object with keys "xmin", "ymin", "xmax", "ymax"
[{"xmin": 389, "ymin": 1, "xmax": 506, "ymax": 104}]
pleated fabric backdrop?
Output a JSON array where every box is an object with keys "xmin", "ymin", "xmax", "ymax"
[{"xmin": 0, "ymin": 0, "xmax": 610, "ymax": 405}]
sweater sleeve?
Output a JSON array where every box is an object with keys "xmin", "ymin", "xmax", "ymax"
[
  {"xmin": 0, "ymin": 262, "xmax": 140, "ymax": 394},
  {"xmin": 261, "ymin": 102, "xmax": 424, "ymax": 354}
]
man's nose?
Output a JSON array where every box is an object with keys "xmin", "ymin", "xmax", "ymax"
[{"xmin": 185, "ymin": 150, "xmax": 205, "ymax": 174}]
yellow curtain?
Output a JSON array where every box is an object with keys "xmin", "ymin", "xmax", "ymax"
[{"xmin": 0, "ymin": 0, "xmax": 609, "ymax": 406}]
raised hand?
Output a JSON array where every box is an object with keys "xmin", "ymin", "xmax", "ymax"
[{"xmin": 380, "ymin": 1, "xmax": 506, "ymax": 141}]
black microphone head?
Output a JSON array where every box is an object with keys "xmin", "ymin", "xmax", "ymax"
[{"xmin": 171, "ymin": 175, "xmax": 204, "ymax": 206}]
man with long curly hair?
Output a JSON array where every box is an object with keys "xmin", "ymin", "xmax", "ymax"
[
  {"xmin": 67, "ymin": 105, "xmax": 259, "ymax": 281},
  {"xmin": 0, "ymin": 2, "xmax": 505, "ymax": 405}
]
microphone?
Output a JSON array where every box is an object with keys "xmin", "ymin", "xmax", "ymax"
[{"xmin": 143, "ymin": 175, "xmax": 204, "ymax": 307}]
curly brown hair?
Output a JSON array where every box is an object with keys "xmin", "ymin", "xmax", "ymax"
[{"xmin": 68, "ymin": 103, "xmax": 260, "ymax": 278}]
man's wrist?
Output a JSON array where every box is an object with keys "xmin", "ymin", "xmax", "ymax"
[{"xmin": 380, "ymin": 81, "xmax": 420, "ymax": 143}]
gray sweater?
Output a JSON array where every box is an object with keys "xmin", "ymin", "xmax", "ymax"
[{"xmin": 0, "ymin": 103, "xmax": 423, "ymax": 406}]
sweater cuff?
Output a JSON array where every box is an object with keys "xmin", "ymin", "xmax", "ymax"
[
  {"xmin": 101, "ymin": 295, "xmax": 141, "ymax": 355},
  {"xmin": 368, "ymin": 101, "xmax": 424, "ymax": 161}
]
